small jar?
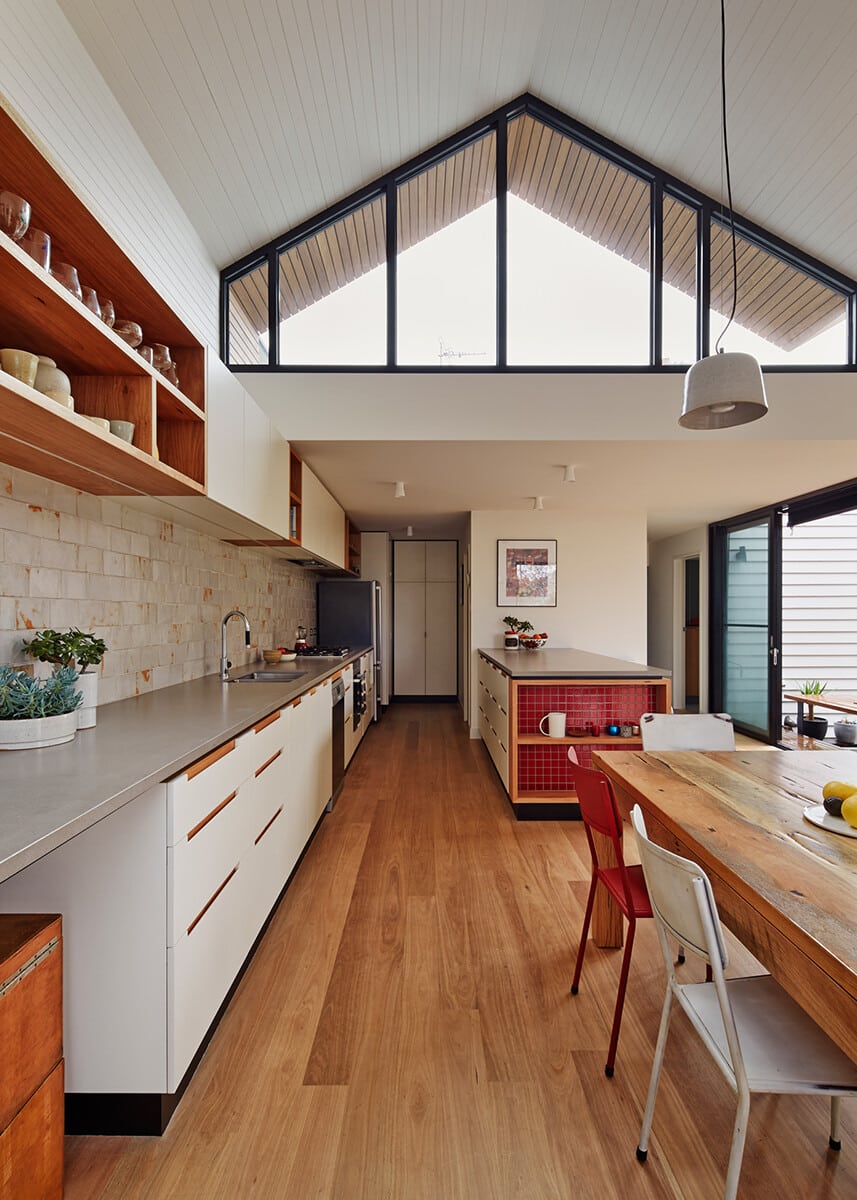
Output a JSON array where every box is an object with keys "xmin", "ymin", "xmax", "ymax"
[
  {"xmin": 504, "ymin": 632, "xmax": 520, "ymax": 649},
  {"xmin": 34, "ymin": 356, "xmax": 71, "ymax": 404},
  {"xmin": 620, "ymin": 724, "xmax": 633, "ymax": 738}
]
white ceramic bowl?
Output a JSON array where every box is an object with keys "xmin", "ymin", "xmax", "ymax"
[{"xmin": 280, "ymin": 651, "xmax": 297, "ymax": 662}]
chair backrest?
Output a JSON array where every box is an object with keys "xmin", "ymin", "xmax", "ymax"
[
  {"xmin": 640, "ymin": 712, "xmax": 736, "ymax": 751},
  {"xmin": 572, "ymin": 762, "xmax": 624, "ymax": 843},
  {"xmin": 630, "ymin": 805, "xmax": 728, "ymax": 970}
]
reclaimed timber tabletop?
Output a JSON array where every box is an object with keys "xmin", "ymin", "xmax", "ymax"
[{"xmin": 592, "ymin": 748, "xmax": 857, "ymax": 1066}]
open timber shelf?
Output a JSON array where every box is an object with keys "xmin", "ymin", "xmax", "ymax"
[{"xmin": 0, "ymin": 102, "xmax": 205, "ymax": 495}]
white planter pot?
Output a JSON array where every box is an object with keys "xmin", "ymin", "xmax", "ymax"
[
  {"xmin": 76, "ymin": 672, "xmax": 99, "ymax": 729},
  {"xmin": 0, "ymin": 711, "xmax": 78, "ymax": 750},
  {"xmin": 834, "ymin": 722, "xmax": 857, "ymax": 746}
]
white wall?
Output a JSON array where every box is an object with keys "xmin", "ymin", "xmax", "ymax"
[
  {"xmin": 648, "ymin": 526, "xmax": 709, "ymax": 710},
  {"xmin": 469, "ymin": 509, "xmax": 647, "ymax": 733},
  {"xmin": 0, "ymin": 2, "xmax": 218, "ymax": 347}
]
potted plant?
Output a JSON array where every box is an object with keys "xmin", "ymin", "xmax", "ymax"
[
  {"xmin": 833, "ymin": 717, "xmax": 857, "ymax": 746},
  {"xmin": 22, "ymin": 628, "xmax": 107, "ymax": 729},
  {"xmin": 502, "ymin": 615, "xmax": 533, "ymax": 649},
  {"xmin": 0, "ymin": 665, "xmax": 82, "ymax": 749},
  {"xmin": 795, "ymin": 680, "xmax": 828, "ymax": 740}
]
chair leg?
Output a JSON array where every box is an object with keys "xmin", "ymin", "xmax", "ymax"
[
  {"xmin": 723, "ymin": 1088, "xmax": 751, "ymax": 1200},
  {"xmin": 570, "ymin": 875, "xmax": 598, "ymax": 995},
  {"xmin": 636, "ymin": 988, "xmax": 674, "ymax": 1162},
  {"xmin": 830, "ymin": 1096, "xmax": 842, "ymax": 1151},
  {"xmin": 676, "ymin": 942, "xmax": 685, "ymax": 964},
  {"xmin": 605, "ymin": 915, "xmax": 636, "ymax": 1077}
]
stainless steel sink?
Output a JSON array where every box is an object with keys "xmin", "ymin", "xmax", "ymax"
[{"xmin": 228, "ymin": 670, "xmax": 308, "ymax": 683}]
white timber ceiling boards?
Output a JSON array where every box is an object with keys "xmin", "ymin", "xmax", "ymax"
[{"xmin": 59, "ymin": 0, "xmax": 857, "ymax": 283}]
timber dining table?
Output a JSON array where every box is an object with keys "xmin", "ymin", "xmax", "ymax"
[{"xmin": 591, "ymin": 748, "xmax": 857, "ymax": 1066}]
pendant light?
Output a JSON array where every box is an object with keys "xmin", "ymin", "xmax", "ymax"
[{"xmin": 679, "ymin": 0, "xmax": 768, "ymax": 430}]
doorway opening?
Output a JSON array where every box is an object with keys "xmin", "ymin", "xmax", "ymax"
[{"xmin": 683, "ymin": 557, "xmax": 700, "ymax": 712}]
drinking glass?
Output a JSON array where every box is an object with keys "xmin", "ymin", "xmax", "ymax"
[
  {"xmin": 51, "ymin": 262, "xmax": 83, "ymax": 302},
  {"xmin": 19, "ymin": 227, "xmax": 50, "ymax": 269},
  {"xmin": 100, "ymin": 299, "xmax": 115, "ymax": 327},
  {"xmin": 82, "ymin": 286, "xmax": 101, "ymax": 320},
  {"xmin": 137, "ymin": 344, "xmax": 154, "ymax": 365},
  {"xmin": 0, "ymin": 191, "xmax": 30, "ymax": 240}
]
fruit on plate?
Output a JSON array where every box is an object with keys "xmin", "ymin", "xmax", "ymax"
[
  {"xmin": 822, "ymin": 779, "xmax": 857, "ymax": 817},
  {"xmin": 842, "ymin": 793, "xmax": 857, "ymax": 828}
]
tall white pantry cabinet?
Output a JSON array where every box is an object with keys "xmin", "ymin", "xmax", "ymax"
[{"xmin": 393, "ymin": 540, "xmax": 458, "ymax": 697}]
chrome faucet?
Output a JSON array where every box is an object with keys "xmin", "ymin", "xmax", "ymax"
[{"xmin": 221, "ymin": 609, "xmax": 251, "ymax": 681}]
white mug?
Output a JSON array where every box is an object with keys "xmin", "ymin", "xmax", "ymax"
[{"xmin": 539, "ymin": 711, "xmax": 566, "ymax": 738}]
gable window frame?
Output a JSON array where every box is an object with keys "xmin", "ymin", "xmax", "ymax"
[{"xmin": 220, "ymin": 93, "xmax": 857, "ymax": 375}]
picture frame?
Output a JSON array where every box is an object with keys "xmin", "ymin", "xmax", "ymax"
[{"xmin": 497, "ymin": 539, "xmax": 557, "ymax": 607}]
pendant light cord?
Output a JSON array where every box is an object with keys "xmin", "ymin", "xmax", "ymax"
[{"xmin": 715, "ymin": 0, "xmax": 738, "ymax": 354}]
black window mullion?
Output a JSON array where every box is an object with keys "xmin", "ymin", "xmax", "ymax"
[
  {"xmin": 496, "ymin": 117, "xmax": 508, "ymax": 368},
  {"xmin": 268, "ymin": 247, "xmax": 278, "ymax": 367},
  {"xmin": 386, "ymin": 180, "xmax": 397, "ymax": 366},
  {"xmin": 699, "ymin": 202, "xmax": 711, "ymax": 359},
  {"xmin": 650, "ymin": 179, "xmax": 663, "ymax": 366},
  {"xmin": 848, "ymin": 292, "xmax": 857, "ymax": 366}
]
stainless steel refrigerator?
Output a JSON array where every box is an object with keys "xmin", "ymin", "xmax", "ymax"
[{"xmin": 317, "ymin": 579, "xmax": 382, "ymax": 720}]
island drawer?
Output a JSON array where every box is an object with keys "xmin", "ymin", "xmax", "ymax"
[{"xmin": 167, "ymin": 730, "xmax": 252, "ymax": 845}]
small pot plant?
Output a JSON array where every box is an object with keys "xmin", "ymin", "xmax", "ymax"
[
  {"xmin": 22, "ymin": 628, "xmax": 107, "ymax": 730},
  {"xmin": 833, "ymin": 717, "xmax": 857, "ymax": 746},
  {"xmin": 794, "ymin": 680, "xmax": 829, "ymax": 740},
  {"xmin": 0, "ymin": 665, "xmax": 82, "ymax": 750},
  {"xmin": 502, "ymin": 615, "xmax": 533, "ymax": 648}
]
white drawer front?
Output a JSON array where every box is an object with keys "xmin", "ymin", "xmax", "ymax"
[
  {"xmin": 167, "ymin": 778, "xmax": 252, "ymax": 946},
  {"xmin": 168, "ymin": 858, "xmax": 248, "ymax": 1090},
  {"xmin": 247, "ymin": 707, "xmax": 287, "ymax": 768},
  {"xmin": 167, "ymin": 731, "xmax": 251, "ymax": 846}
]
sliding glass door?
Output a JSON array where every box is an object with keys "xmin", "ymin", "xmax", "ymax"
[{"xmin": 711, "ymin": 513, "xmax": 782, "ymax": 741}]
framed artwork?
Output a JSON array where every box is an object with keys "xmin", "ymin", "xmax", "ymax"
[{"xmin": 497, "ymin": 539, "xmax": 557, "ymax": 607}]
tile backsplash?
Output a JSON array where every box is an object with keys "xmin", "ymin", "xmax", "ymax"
[{"xmin": 0, "ymin": 464, "xmax": 317, "ymax": 704}]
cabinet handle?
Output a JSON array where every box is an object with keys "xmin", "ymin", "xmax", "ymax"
[
  {"xmin": 255, "ymin": 749, "xmax": 282, "ymax": 778},
  {"xmin": 183, "ymin": 739, "xmax": 235, "ymax": 781},
  {"xmin": 254, "ymin": 804, "xmax": 284, "ymax": 844},
  {"xmin": 291, "ymin": 696, "xmax": 302, "ymax": 708},
  {"xmin": 187, "ymin": 866, "xmax": 238, "ymax": 935},
  {"xmin": 187, "ymin": 790, "xmax": 237, "ymax": 840},
  {"xmin": 253, "ymin": 710, "xmax": 280, "ymax": 733}
]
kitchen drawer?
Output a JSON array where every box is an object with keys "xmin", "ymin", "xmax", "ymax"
[
  {"xmin": 167, "ymin": 778, "xmax": 250, "ymax": 947},
  {"xmin": 167, "ymin": 730, "xmax": 251, "ymax": 845},
  {"xmin": 0, "ymin": 1060, "xmax": 63, "ymax": 1200},
  {"xmin": 247, "ymin": 740, "xmax": 291, "ymax": 860},
  {"xmin": 247, "ymin": 706, "xmax": 287, "ymax": 770},
  {"xmin": 168, "ymin": 859, "xmax": 248, "ymax": 1090}
]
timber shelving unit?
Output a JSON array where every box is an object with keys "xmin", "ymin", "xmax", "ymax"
[
  {"xmin": 477, "ymin": 650, "xmax": 672, "ymax": 819},
  {"xmin": 0, "ymin": 103, "xmax": 205, "ymax": 496},
  {"xmin": 345, "ymin": 517, "xmax": 361, "ymax": 575}
]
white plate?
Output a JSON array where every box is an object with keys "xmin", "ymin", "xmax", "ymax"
[{"xmin": 802, "ymin": 804, "xmax": 857, "ymax": 839}]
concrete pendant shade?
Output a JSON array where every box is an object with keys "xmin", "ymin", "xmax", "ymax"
[{"xmin": 680, "ymin": 351, "xmax": 768, "ymax": 429}]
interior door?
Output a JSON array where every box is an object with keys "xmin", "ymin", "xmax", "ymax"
[
  {"xmin": 393, "ymin": 580, "xmax": 426, "ymax": 694},
  {"xmin": 711, "ymin": 513, "xmax": 782, "ymax": 741}
]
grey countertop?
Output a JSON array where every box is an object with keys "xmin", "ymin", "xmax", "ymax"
[
  {"xmin": 479, "ymin": 646, "xmax": 671, "ymax": 679},
  {"xmin": 0, "ymin": 651, "xmax": 368, "ymax": 886}
]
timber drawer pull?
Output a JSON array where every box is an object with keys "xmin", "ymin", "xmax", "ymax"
[
  {"xmin": 187, "ymin": 867, "xmax": 238, "ymax": 935},
  {"xmin": 291, "ymin": 696, "xmax": 302, "ymax": 708},
  {"xmin": 255, "ymin": 749, "xmax": 282, "ymax": 778},
  {"xmin": 187, "ymin": 790, "xmax": 237, "ymax": 840},
  {"xmin": 253, "ymin": 710, "xmax": 280, "ymax": 734},
  {"xmin": 183, "ymin": 739, "xmax": 235, "ymax": 781},
  {"xmin": 254, "ymin": 805, "xmax": 284, "ymax": 844}
]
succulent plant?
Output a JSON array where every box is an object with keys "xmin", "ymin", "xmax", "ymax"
[
  {"xmin": 502, "ymin": 616, "xmax": 534, "ymax": 635},
  {"xmin": 797, "ymin": 679, "xmax": 827, "ymax": 695},
  {"xmin": 0, "ymin": 666, "xmax": 82, "ymax": 719},
  {"xmin": 22, "ymin": 628, "xmax": 107, "ymax": 673}
]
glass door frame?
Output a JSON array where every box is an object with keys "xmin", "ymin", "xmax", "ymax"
[{"xmin": 709, "ymin": 507, "xmax": 783, "ymax": 743}]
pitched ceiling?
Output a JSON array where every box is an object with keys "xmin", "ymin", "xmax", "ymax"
[
  {"xmin": 60, "ymin": 0, "xmax": 857, "ymax": 282},
  {"xmin": 56, "ymin": 0, "xmax": 857, "ymax": 539}
]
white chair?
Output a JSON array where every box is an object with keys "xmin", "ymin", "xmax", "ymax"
[
  {"xmin": 630, "ymin": 804, "xmax": 857, "ymax": 1200},
  {"xmin": 640, "ymin": 711, "xmax": 736, "ymax": 751}
]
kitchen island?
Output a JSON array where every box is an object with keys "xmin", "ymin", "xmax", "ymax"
[
  {"xmin": 477, "ymin": 647, "xmax": 671, "ymax": 818},
  {"xmin": 0, "ymin": 650, "xmax": 371, "ymax": 1136}
]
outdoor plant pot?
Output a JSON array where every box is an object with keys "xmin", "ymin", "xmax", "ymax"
[
  {"xmin": 801, "ymin": 716, "xmax": 828, "ymax": 741},
  {"xmin": 834, "ymin": 721, "xmax": 857, "ymax": 746},
  {"xmin": 0, "ymin": 711, "xmax": 78, "ymax": 750}
]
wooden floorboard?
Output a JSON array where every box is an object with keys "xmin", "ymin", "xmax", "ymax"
[{"xmin": 64, "ymin": 703, "xmax": 857, "ymax": 1199}]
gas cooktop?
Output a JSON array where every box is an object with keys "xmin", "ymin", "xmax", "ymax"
[{"xmin": 296, "ymin": 646, "xmax": 350, "ymax": 657}]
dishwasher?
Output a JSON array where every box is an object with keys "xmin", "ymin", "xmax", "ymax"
[{"xmin": 328, "ymin": 674, "xmax": 345, "ymax": 809}]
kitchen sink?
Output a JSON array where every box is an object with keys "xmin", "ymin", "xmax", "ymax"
[{"xmin": 228, "ymin": 670, "xmax": 308, "ymax": 683}]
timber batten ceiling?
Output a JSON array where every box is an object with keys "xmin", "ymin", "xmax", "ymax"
[{"xmin": 225, "ymin": 96, "xmax": 854, "ymax": 363}]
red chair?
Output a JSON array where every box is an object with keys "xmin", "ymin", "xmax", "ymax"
[{"xmin": 569, "ymin": 760, "xmax": 683, "ymax": 1077}]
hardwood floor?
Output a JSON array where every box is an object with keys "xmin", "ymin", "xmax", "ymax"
[{"xmin": 64, "ymin": 704, "xmax": 856, "ymax": 1199}]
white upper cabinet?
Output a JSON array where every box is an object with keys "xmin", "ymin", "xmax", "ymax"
[{"xmin": 301, "ymin": 464, "xmax": 345, "ymax": 568}]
